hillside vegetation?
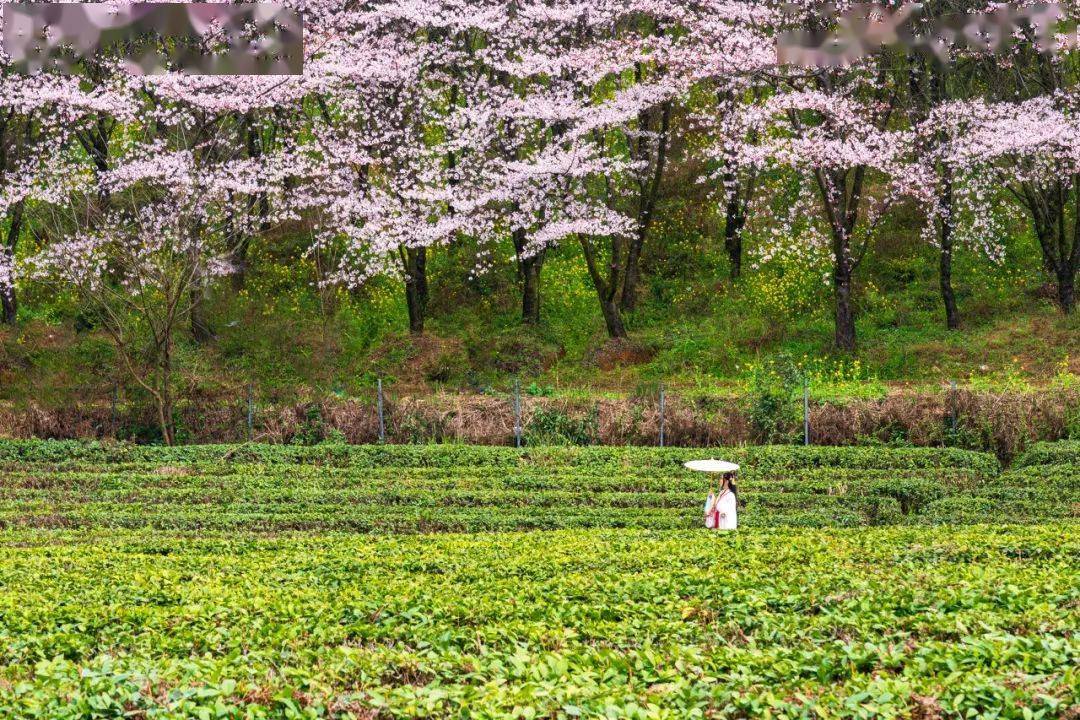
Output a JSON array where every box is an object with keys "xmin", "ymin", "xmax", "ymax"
[
  {"xmin": 4, "ymin": 233, "xmax": 1079, "ymax": 404},
  {"xmin": 4, "ymin": 241, "xmax": 1080, "ymax": 453}
]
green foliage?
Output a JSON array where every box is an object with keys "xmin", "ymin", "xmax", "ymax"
[
  {"xmin": 0, "ymin": 526, "xmax": 1077, "ymax": 718},
  {"xmin": 1014, "ymin": 440, "xmax": 1080, "ymax": 468},
  {"xmin": 5, "ymin": 208, "xmax": 1080, "ymax": 407},
  {"xmin": 525, "ymin": 405, "xmax": 600, "ymax": 446},
  {"xmin": 525, "ymin": 382, "xmax": 555, "ymax": 397},
  {"xmin": 0, "ymin": 439, "xmax": 1004, "ymax": 474},
  {"xmin": 744, "ymin": 355, "xmax": 804, "ymax": 443},
  {"xmin": 289, "ymin": 409, "xmax": 348, "ymax": 447},
  {"xmin": 291, "ymin": 406, "xmax": 330, "ymax": 446}
]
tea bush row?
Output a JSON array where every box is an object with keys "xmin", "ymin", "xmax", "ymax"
[
  {"xmin": 0, "ymin": 447, "xmax": 1073, "ymax": 530},
  {"xmin": 0, "ymin": 439, "xmax": 1003, "ymax": 475}
]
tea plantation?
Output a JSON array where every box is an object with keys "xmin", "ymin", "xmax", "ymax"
[
  {"xmin": 0, "ymin": 441, "xmax": 1058, "ymax": 531},
  {"xmin": 0, "ymin": 440, "xmax": 1077, "ymax": 718}
]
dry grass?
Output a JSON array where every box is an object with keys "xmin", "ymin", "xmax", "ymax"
[{"xmin": 0, "ymin": 386, "xmax": 1076, "ymax": 461}]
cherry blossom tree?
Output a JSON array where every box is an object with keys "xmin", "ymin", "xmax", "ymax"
[
  {"xmin": 285, "ymin": 0, "xmax": 503, "ymax": 334},
  {"xmin": 481, "ymin": 0, "xmax": 769, "ymax": 335},
  {"xmin": 0, "ymin": 65, "xmax": 125, "ymax": 324},
  {"xmin": 942, "ymin": 95, "xmax": 1080, "ymax": 314},
  {"xmin": 899, "ymin": 0, "xmax": 1056, "ymax": 330},
  {"xmin": 25, "ymin": 94, "xmax": 305, "ymax": 443},
  {"xmin": 15, "ymin": 2, "xmax": 319, "ymax": 442},
  {"xmin": 470, "ymin": 8, "xmax": 646, "ymax": 333},
  {"xmin": 12, "ymin": 0, "xmax": 1080, "ymax": 376},
  {"xmin": 906, "ymin": 52, "xmax": 963, "ymax": 330},
  {"xmin": 733, "ymin": 82, "xmax": 914, "ymax": 351},
  {"xmin": 685, "ymin": 1, "xmax": 775, "ymax": 281}
]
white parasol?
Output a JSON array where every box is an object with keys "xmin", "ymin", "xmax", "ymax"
[{"xmin": 683, "ymin": 459, "xmax": 740, "ymax": 473}]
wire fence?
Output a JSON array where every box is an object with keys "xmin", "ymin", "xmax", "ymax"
[
  {"xmin": 28, "ymin": 373, "xmax": 1072, "ymax": 455},
  {"xmin": 278, "ymin": 375, "xmax": 966, "ymax": 448}
]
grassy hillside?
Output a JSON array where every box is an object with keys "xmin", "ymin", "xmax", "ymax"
[{"xmin": 2, "ymin": 210, "xmax": 1078, "ymax": 413}]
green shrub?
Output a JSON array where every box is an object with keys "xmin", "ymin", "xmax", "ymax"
[
  {"xmin": 0, "ymin": 439, "xmax": 1004, "ymax": 475},
  {"xmin": 1014, "ymin": 440, "xmax": 1080, "ymax": 468},
  {"xmin": 525, "ymin": 405, "xmax": 600, "ymax": 446},
  {"xmin": 745, "ymin": 355, "xmax": 804, "ymax": 444}
]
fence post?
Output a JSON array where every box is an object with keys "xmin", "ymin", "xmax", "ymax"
[
  {"xmin": 658, "ymin": 382, "xmax": 666, "ymax": 447},
  {"xmin": 949, "ymin": 379, "xmax": 958, "ymax": 436},
  {"xmin": 513, "ymin": 378, "xmax": 522, "ymax": 448},
  {"xmin": 246, "ymin": 383, "xmax": 255, "ymax": 441},
  {"xmin": 377, "ymin": 378, "xmax": 386, "ymax": 444},
  {"xmin": 803, "ymin": 376, "xmax": 810, "ymax": 446}
]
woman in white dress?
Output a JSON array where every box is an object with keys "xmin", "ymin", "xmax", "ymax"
[
  {"xmin": 704, "ymin": 475, "xmax": 738, "ymax": 530},
  {"xmin": 715, "ymin": 475, "xmax": 737, "ymax": 529}
]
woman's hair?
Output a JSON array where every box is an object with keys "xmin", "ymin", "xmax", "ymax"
[{"xmin": 724, "ymin": 474, "xmax": 738, "ymax": 504}]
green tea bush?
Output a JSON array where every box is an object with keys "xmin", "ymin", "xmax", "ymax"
[
  {"xmin": 745, "ymin": 355, "xmax": 803, "ymax": 443},
  {"xmin": 0, "ymin": 439, "xmax": 1077, "ymax": 717},
  {"xmin": 1013, "ymin": 440, "xmax": 1080, "ymax": 468},
  {"xmin": 525, "ymin": 405, "xmax": 600, "ymax": 446},
  {"xmin": 0, "ymin": 439, "xmax": 1003, "ymax": 474}
]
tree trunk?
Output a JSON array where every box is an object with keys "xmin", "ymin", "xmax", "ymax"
[
  {"xmin": 815, "ymin": 165, "xmax": 862, "ymax": 353},
  {"xmin": 599, "ymin": 296, "xmax": 627, "ymax": 338},
  {"xmin": 158, "ymin": 328, "xmax": 175, "ymax": 446},
  {"xmin": 1063, "ymin": 184, "xmax": 1080, "ymax": 315},
  {"xmin": 77, "ymin": 115, "xmax": 113, "ymax": 226},
  {"xmin": 405, "ymin": 278, "xmax": 425, "ymax": 334},
  {"xmin": 230, "ymin": 190, "xmax": 270, "ymax": 293},
  {"xmin": 833, "ymin": 261, "xmax": 856, "ymax": 352},
  {"xmin": 416, "ymin": 249, "xmax": 429, "ymax": 311},
  {"xmin": 723, "ymin": 190, "xmax": 746, "ymax": 281},
  {"xmin": 579, "ymin": 234, "xmax": 628, "ymax": 339},
  {"xmin": 620, "ymin": 101, "xmax": 671, "ymax": 313},
  {"xmin": 1027, "ymin": 182, "xmax": 1079, "ymax": 315},
  {"xmin": 829, "ymin": 217, "xmax": 859, "ymax": 353},
  {"xmin": 230, "ymin": 237, "xmax": 250, "ymax": 293},
  {"xmin": 520, "ymin": 252, "xmax": 544, "ymax": 325},
  {"xmin": 1058, "ymin": 264, "xmax": 1076, "ymax": 314},
  {"xmin": 0, "ymin": 273, "xmax": 15, "ymax": 326},
  {"xmin": 231, "ymin": 118, "xmax": 269, "ymax": 293},
  {"xmin": 621, "ymin": 224, "xmax": 646, "ymax": 313},
  {"xmin": 190, "ymin": 286, "xmax": 214, "ymax": 343},
  {"xmin": 187, "ymin": 217, "xmax": 214, "ymax": 344},
  {"xmin": 511, "ymin": 213, "xmax": 545, "ymax": 325},
  {"xmin": 1, "ymin": 199, "xmax": 24, "ymax": 325},
  {"xmin": 940, "ymin": 245, "xmax": 959, "ymax": 330},
  {"xmin": 923, "ymin": 62, "xmax": 959, "ymax": 330},
  {"xmin": 939, "ymin": 172, "xmax": 960, "ymax": 330},
  {"xmin": 403, "ymin": 247, "xmax": 428, "ymax": 334},
  {"xmin": 189, "ymin": 253, "xmax": 213, "ymax": 344}
]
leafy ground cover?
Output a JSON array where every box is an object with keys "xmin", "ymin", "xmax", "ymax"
[{"xmin": 0, "ymin": 526, "xmax": 1076, "ymax": 719}]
